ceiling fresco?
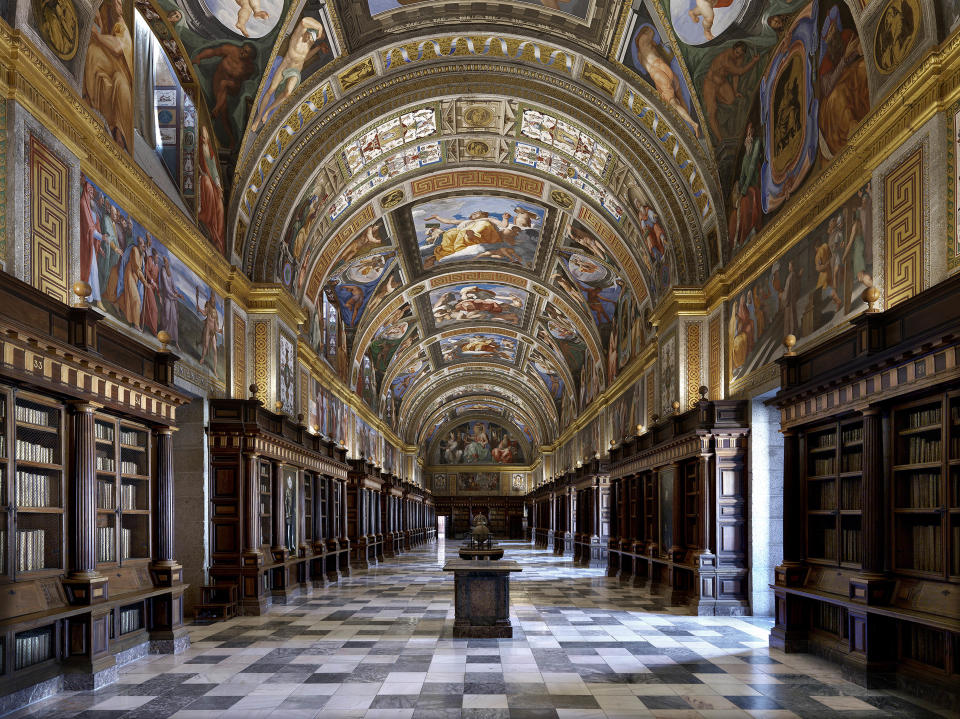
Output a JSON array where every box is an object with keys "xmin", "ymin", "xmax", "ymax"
[{"xmin": 119, "ymin": 0, "xmax": 906, "ymax": 454}]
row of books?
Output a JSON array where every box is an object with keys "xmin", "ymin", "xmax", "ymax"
[
  {"xmin": 903, "ymin": 625, "xmax": 946, "ymax": 669},
  {"xmin": 812, "ymin": 433, "xmax": 836, "ymax": 450},
  {"xmin": 15, "ymin": 440, "xmax": 56, "ymax": 465},
  {"xmin": 950, "ymin": 437, "xmax": 960, "ymax": 458},
  {"xmin": 96, "ymin": 456, "xmax": 115, "ymax": 472},
  {"xmin": 840, "ymin": 528, "xmax": 862, "ymax": 564},
  {"xmin": 15, "ymin": 630, "xmax": 52, "ymax": 670},
  {"xmin": 898, "ymin": 473, "xmax": 941, "ymax": 508},
  {"xmin": 120, "ymin": 430, "xmax": 144, "ymax": 447},
  {"xmin": 15, "ymin": 471, "xmax": 52, "ymax": 507},
  {"xmin": 808, "ymin": 482, "xmax": 836, "ymax": 510},
  {"xmin": 817, "ymin": 527, "xmax": 837, "ymax": 561},
  {"xmin": 120, "ymin": 461, "xmax": 142, "ymax": 476},
  {"xmin": 952, "ymin": 405, "xmax": 960, "ymax": 424},
  {"xmin": 15, "ymin": 405, "xmax": 53, "ymax": 428},
  {"xmin": 119, "ymin": 607, "xmax": 142, "ymax": 634},
  {"xmin": 840, "ymin": 452, "xmax": 863, "ymax": 472},
  {"xmin": 811, "ymin": 458, "xmax": 835, "ymax": 477},
  {"xmin": 0, "ymin": 529, "xmax": 5, "ymax": 574},
  {"xmin": 904, "ymin": 407, "xmax": 942, "ymax": 429},
  {"xmin": 904, "ymin": 437, "xmax": 941, "ymax": 464},
  {"xmin": 98, "ymin": 480, "xmax": 114, "ymax": 509},
  {"xmin": 95, "ymin": 423, "xmax": 114, "ymax": 441},
  {"xmin": 97, "ymin": 525, "xmax": 115, "ymax": 563},
  {"xmin": 840, "ymin": 478, "xmax": 862, "ymax": 510},
  {"xmin": 842, "ymin": 426, "xmax": 863, "ymax": 444},
  {"xmin": 17, "ymin": 529, "xmax": 46, "ymax": 572},
  {"xmin": 905, "ymin": 523, "xmax": 943, "ymax": 572},
  {"xmin": 812, "ymin": 603, "xmax": 845, "ymax": 636}
]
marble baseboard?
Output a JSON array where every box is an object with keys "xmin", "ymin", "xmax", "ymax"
[
  {"xmin": 62, "ymin": 662, "xmax": 119, "ymax": 691},
  {"xmin": 149, "ymin": 634, "xmax": 191, "ymax": 655},
  {"xmin": 0, "ymin": 676, "xmax": 62, "ymax": 717}
]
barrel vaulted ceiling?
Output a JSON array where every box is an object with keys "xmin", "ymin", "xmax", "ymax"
[{"xmin": 149, "ymin": 0, "xmax": 887, "ymax": 449}]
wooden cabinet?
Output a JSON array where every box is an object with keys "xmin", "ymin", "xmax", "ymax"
[
  {"xmin": 772, "ymin": 274, "xmax": 960, "ymax": 704},
  {"xmin": 207, "ymin": 399, "xmax": 351, "ymax": 615},
  {"xmin": 607, "ymin": 400, "xmax": 749, "ymax": 616},
  {"xmin": 0, "ymin": 275, "xmax": 189, "ymax": 704}
]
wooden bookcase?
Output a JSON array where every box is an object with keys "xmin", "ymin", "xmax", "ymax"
[
  {"xmin": 94, "ymin": 416, "xmax": 152, "ymax": 568},
  {"xmin": 0, "ymin": 275, "xmax": 190, "ymax": 707},
  {"xmin": 607, "ymin": 399, "xmax": 750, "ymax": 615},
  {"xmin": 207, "ymin": 399, "xmax": 351, "ymax": 615},
  {"xmin": 772, "ymin": 274, "xmax": 960, "ymax": 704}
]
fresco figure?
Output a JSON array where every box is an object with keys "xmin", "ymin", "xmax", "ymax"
[
  {"xmin": 253, "ymin": 13, "xmax": 327, "ymax": 130},
  {"xmin": 192, "ymin": 42, "xmax": 258, "ymax": 148},
  {"xmin": 117, "ymin": 236, "xmax": 147, "ymax": 330},
  {"xmin": 141, "ymin": 247, "xmax": 161, "ymax": 335},
  {"xmin": 84, "ymin": 0, "xmax": 133, "ymax": 151},
  {"xmin": 196, "ymin": 286, "xmax": 223, "ymax": 377},
  {"xmin": 79, "ymin": 179, "xmax": 104, "ymax": 306},
  {"xmin": 818, "ymin": 5, "xmax": 869, "ymax": 156},
  {"xmin": 235, "ymin": 0, "xmax": 270, "ymax": 37},
  {"xmin": 728, "ymin": 121, "xmax": 763, "ymax": 250},
  {"xmin": 634, "ymin": 25, "xmax": 700, "ymax": 136},
  {"xmin": 157, "ymin": 255, "xmax": 183, "ymax": 351},
  {"xmin": 702, "ymin": 42, "xmax": 760, "ymax": 140},
  {"xmin": 197, "ymin": 125, "xmax": 225, "ymax": 252},
  {"xmin": 686, "ymin": 0, "xmax": 733, "ymax": 42}
]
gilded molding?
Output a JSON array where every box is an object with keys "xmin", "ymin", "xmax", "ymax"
[{"xmin": 685, "ymin": 322, "xmax": 701, "ymax": 410}]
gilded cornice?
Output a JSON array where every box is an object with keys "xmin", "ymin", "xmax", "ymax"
[
  {"xmin": 649, "ymin": 286, "xmax": 709, "ymax": 330},
  {"xmin": 245, "ymin": 284, "xmax": 307, "ymax": 330}
]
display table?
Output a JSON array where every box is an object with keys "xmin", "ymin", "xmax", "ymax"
[{"xmin": 443, "ymin": 559, "xmax": 522, "ymax": 637}]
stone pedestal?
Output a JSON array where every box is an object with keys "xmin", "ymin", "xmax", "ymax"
[{"xmin": 443, "ymin": 559, "xmax": 521, "ymax": 638}]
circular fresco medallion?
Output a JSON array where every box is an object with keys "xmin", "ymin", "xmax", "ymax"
[
  {"xmin": 874, "ymin": 0, "xmax": 919, "ymax": 74},
  {"xmin": 463, "ymin": 105, "xmax": 494, "ymax": 127},
  {"xmin": 33, "ymin": 0, "xmax": 79, "ymax": 61}
]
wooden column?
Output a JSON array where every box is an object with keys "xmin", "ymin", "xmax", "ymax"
[
  {"xmin": 271, "ymin": 461, "xmax": 287, "ymax": 560},
  {"xmin": 850, "ymin": 408, "xmax": 892, "ymax": 605},
  {"xmin": 150, "ymin": 427, "xmax": 182, "ymax": 586},
  {"xmin": 63, "ymin": 402, "xmax": 108, "ymax": 604}
]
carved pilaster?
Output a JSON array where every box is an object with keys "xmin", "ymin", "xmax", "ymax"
[
  {"xmin": 150, "ymin": 427, "xmax": 182, "ymax": 587},
  {"xmin": 850, "ymin": 408, "xmax": 893, "ymax": 605}
]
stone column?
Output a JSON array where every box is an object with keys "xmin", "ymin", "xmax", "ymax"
[
  {"xmin": 63, "ymin": 402, "xmax": 108, "ymax": 604},
  {"xmin": 150, "ymin": 427, "xmax": 182, "ymax": 586},
  {"xmin": 774, "ymin": 430, "xmax": 804, "ymax": 587}
]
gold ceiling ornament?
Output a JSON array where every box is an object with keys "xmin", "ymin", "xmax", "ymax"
[
  {"xmin": 463, "ymin": 105, "xmax": 494, "ymax": 127},
  {"xmin": 550, "ymin": 189, "xmax": 574, "ymax": 208},
  {"xmin": 464, "ymin": 139, "xmax": 490, "ymax": 157},
  {"xmin": 380, "ymin": 188, "xmax": 405, "ymax": 209},
  {"xmin": 339, "ymin": 58, "xmax": 376, "ymax": 92}
]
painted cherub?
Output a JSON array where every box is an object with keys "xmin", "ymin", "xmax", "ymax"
[
  {"xmin": 687, "ymin": 0, "xmax": 734, "ymax": 42},
  {"xmin": 235, "ymin": 0, "xmax": 269, "ymax": 37}
]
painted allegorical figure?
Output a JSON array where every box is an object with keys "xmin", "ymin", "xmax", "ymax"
[
  {"xmin": 83, "ymin": 0, "xmax": 133, "ymax": 151},
  {"xmin": 79, "ymin": 178, "xmax": 104, "ymax": 306},
  {"xmin": 817, "ymin": 5, "xmax": 869, "ymax": 157},
  {"xmin": 197, "ymin": 125, "xmax": 225, "ymax": 252}
]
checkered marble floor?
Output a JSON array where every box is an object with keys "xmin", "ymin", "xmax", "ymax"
[{"xmin": 9, "ymin": 540, "xmax": 956, "ymax": 719}]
